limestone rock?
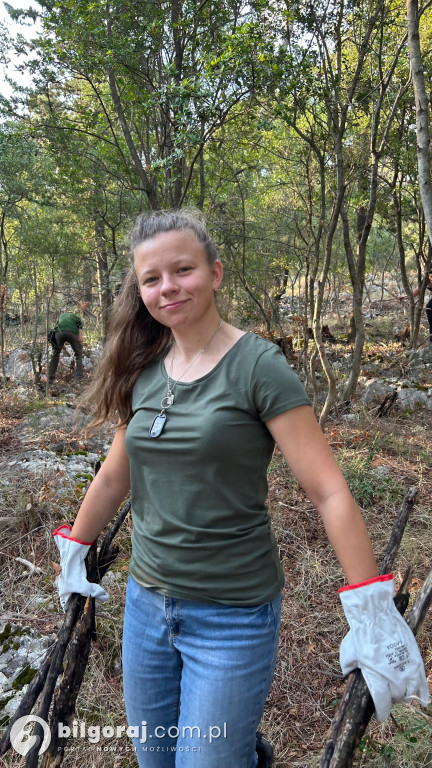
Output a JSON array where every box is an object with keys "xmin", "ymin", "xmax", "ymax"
[
  {"xmin": 360, "ymin": 380, "xmax": 396, "ymax": 403},
  {"xmin": 0, "ymin": 622, "xmax": 52, "ymax": 720},
  {"xmin": 396, "ymin": 388, "xmax": 431, "ymax": 411},
  {"xmin": 4, "ymin": 349, "xmax": 34, "ymax": 379}
]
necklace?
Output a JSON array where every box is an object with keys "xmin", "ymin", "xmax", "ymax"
[{"xmin": 149, "ymin": 319, "xmax": 224, "ymax": 438}]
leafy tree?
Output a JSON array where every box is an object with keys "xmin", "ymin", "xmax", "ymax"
[
  {"xmin": 0, "ymin": 122, "xmax": 54, "ymax": 375},
  {"xmin": 21, "ymin": 0, "xmax": 281, "ymax": 210}
]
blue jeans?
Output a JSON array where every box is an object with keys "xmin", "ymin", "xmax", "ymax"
[{"xmin": 122, "ymin": 576, "xmax": 282, "ymax": 767}]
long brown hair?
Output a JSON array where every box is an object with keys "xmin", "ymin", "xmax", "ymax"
[{"xmin": 81, "ymin": 209, "xmax": 219, "ymax": 430}]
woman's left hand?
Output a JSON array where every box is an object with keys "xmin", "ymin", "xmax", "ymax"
[{"xmin": 339, "ymin": 574, "xmax": 430, "ymax": 721}]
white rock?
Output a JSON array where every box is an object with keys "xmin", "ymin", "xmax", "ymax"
[
  {"xmin": 397, "ymin": 388, "xmax": 429, "ymax": 410},
  {"xmin": 4, "ymin": 349, "xmax": 34, "ymax": 379},
  {"xmin": 360, "ymin": 380, "xmax": 396, "ymax": 403},
  {"xmin": 103, "ymin": 571, "xmax": 123, "ymax": 585},
  {"xmin": 370, "ymin": 465, "xmax": 391, "ymax": 477},
  {"xmin": 0, "ymin": 623, "xmax": 52, "ymax": 718}
]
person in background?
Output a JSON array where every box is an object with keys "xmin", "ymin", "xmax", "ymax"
[
  {"xmin": 48, "ymin": 310, "xmax": 83, "ymax": 383},
  {"xmin": 53, "ymin": 210, "xmax": 429, "ymax": 768}
]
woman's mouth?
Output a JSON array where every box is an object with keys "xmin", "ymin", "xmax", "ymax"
[{"xmin": 160, "ymin": 299, "xmax": 189, "ymax": 310}]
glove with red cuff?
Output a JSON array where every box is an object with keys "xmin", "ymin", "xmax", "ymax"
[
  {"xmin": 53, "ymin": 524, "xmax": 109, "ymax": 611},
  {"xmin": 339, "ymin": 573, "xmax": 430, "ymax": 721}
]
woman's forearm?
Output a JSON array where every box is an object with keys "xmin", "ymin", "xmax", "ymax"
[
  {"xmin": 67, "ymin": 427, "xmax": 131, "ymax": 542},
  {"xmin": 70, "ymin": 473, "xmax": 130, "ymax": 542},
  {"xmin": 318, "ymin": 490, "xmax": 379, "ymax": 584},
  {"xmin": 265, "ymin": 408, "xmax": 379, "ymax": 585}
]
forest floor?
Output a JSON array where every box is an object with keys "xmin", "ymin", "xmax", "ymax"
[{"xmin": 0, "ymin": 306, "xmax": 431, "ymax": 768}]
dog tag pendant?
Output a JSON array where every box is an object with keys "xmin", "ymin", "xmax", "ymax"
[{"xmin": 149, "ymin": 412, "xmax": 167, "ymax": 438}]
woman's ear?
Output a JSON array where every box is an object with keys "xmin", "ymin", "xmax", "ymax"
[{"xmin": 212, "ymin": 259, "xmax": 224, "ymax": 291}]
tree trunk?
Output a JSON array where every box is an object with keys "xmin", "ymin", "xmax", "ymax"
[
  {"xmin": 45, "ymin": 265, "xmax": 56, "ymax": 397},
  {"xmin": 30, "ymin": 263, "xmax": 42, "ymax": 385},
  {"xmin": 0, "ymin": 283, "xmax": 6, "ymax": 379},
  {"xmin": 340, "ymin": 202, "xmax": 365, "ymax": 399},
  {"xmin": 407, "ymin": 0, "xmax": 432, "ymax": 245},
  {"xmin": 107, "ymin": 66, "xmax": 160, "ymax": 210},
  {"xmin": 346, "ymin": 314, "xmax": 356, "ymax": 344},
  {"xmin": 393, "ymin": 188, "xmax": 417, "ymax": 340},
  {"xmin": 95, "ymin": 216, "xmax": 113, "ymax": 344},
  {"xmin": 82, "ymin": 259, "xmax": 93, "ymax": 307},
  {"xmin": 302, "ymin": 150, "xmax": 334, "ymax": 427},
  {"xmin": 313, "ymin": 197, "xmax": 342, "ymax": 427},
  {"xmin": 198, "ymin": 120, "xmax": 206, "ymax": 210},
  {"xmin": 342, "ymin": 149, "xmax": 384, "ymax": 399},
  {"xmin": 315, "ymin": 130, "xmax": 347, "ymax": 427},
  {"xmin": 0, "ymin": 226, "xmax": 9, "ymax": 379}
]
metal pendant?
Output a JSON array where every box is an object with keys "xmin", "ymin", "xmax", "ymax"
[{"xmin": 149, "ymin": 412, "xmax": 167, "ymax": 438}]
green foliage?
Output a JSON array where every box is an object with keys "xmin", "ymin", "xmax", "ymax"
[
  {"xmin": 358, "ymin": 708, "xmax": 432, "ymax": 767},
  {"xmin": 337, "ymin": 448, "xmax": 403, "ymax": 508},
  {"xmin": 418, "ymin": 445, "xmax": 432, "ymax": 469},
  {"xmin": 11, "ymin": 666, "xmax": 37, "ymax": 690},
  {"xmin": 23, "ymin": 0, "xmax": 285, "ymax": 210},
  {"xmin": 0, "ymin": 622, "xmax": 25, "ymax": 653},
  {"xmin": 0, "ymin": 0, "xmax": 431, "ymax": 366}
]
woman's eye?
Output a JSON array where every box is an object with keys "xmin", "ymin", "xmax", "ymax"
[
  {"xmin": 178, "ymin": 266, "xmax": 191, "ymax": 273},
  {"xmin": 144, "ymin": 276, "xmax": 158, "ymax": 284}
]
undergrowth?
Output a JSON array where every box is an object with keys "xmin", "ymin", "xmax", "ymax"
[{"xmin": 337, "ymin": 446, "xmax": 404, "ymax": 507}]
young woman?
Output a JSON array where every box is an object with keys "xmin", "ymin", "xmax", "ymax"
[{"xmin": 54, "ymin": 210, "xmax": 429, "ymax": 768}]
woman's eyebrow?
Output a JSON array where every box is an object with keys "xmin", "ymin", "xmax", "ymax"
[{"xmin": 139, "ymin": 257, "xmax": 194, "ymax": 276}]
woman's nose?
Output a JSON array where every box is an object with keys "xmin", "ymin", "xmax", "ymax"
[{"xmin": 160, "ymin": 274, "xmax": 179, "ymax": 294}]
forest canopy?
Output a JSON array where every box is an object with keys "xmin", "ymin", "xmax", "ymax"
[{"xmin": 1, "ymin": 0, "xmax": 432, "ymax": 417}]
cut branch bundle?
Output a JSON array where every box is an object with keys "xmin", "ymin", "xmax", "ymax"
[
  {"xmin": 0, "ymin": 498, "xmax": 131, "ymax": 768},
  {"xmin": 320, "ymin": 486, "xmax": 432, "ymax": 768}
]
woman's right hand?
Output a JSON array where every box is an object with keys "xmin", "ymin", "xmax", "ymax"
[{"xmin": 53, "ymin": 524, "xmax": 109, "ymax": 611}]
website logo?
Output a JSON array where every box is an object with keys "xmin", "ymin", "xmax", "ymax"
[{"xmin": 10, "ymin": 715, "xmax": 51, "ymax": 757}]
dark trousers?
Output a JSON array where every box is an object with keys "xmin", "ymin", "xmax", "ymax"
[
  {"xmin": 426, "ymin": 297, "xmax": 432, "ymax": 340},
  {"xmin": 48, "ymin": 331, "xmax": 83, "ymax": 382}
]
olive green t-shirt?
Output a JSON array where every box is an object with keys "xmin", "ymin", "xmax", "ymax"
[
  {"xmin": 56, "ymin": 313, "xmax": 83, "ymax": 335},
  {"xmin": 124, "ymin": 332, "xmax": 311, "ymax": 605}
]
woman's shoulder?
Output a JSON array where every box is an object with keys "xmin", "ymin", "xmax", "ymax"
[
  {"xmin": 213, "ymin": 326, "xmax": 277, "ymax": 365},
  {"xmin": 226, "ymin": 332, "xmax": 293, "ymax": 382},
  {"xmin": 233, "ymin": 332, "xmax": 310, "ymax": 414},
  {"xmin": 239, "ymin": 332, "xmax": 284, "ymax": 357},
  {"xmin": 134, "ymin": 350, "xmax": 166, "ymax": 387}
]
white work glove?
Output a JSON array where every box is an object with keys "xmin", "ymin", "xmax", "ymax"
[
  {"xmin": 339, "ymin": 573, "xmax": 430, "ymax": 721},
  {"xmin": 53, "ymin": 524, "xmax": 109, "ymax": 611}
]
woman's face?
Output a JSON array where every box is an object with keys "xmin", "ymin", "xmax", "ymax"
[{"xmin": 134, "ymin": 229, "xmax": 223, "ymax": 330}]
